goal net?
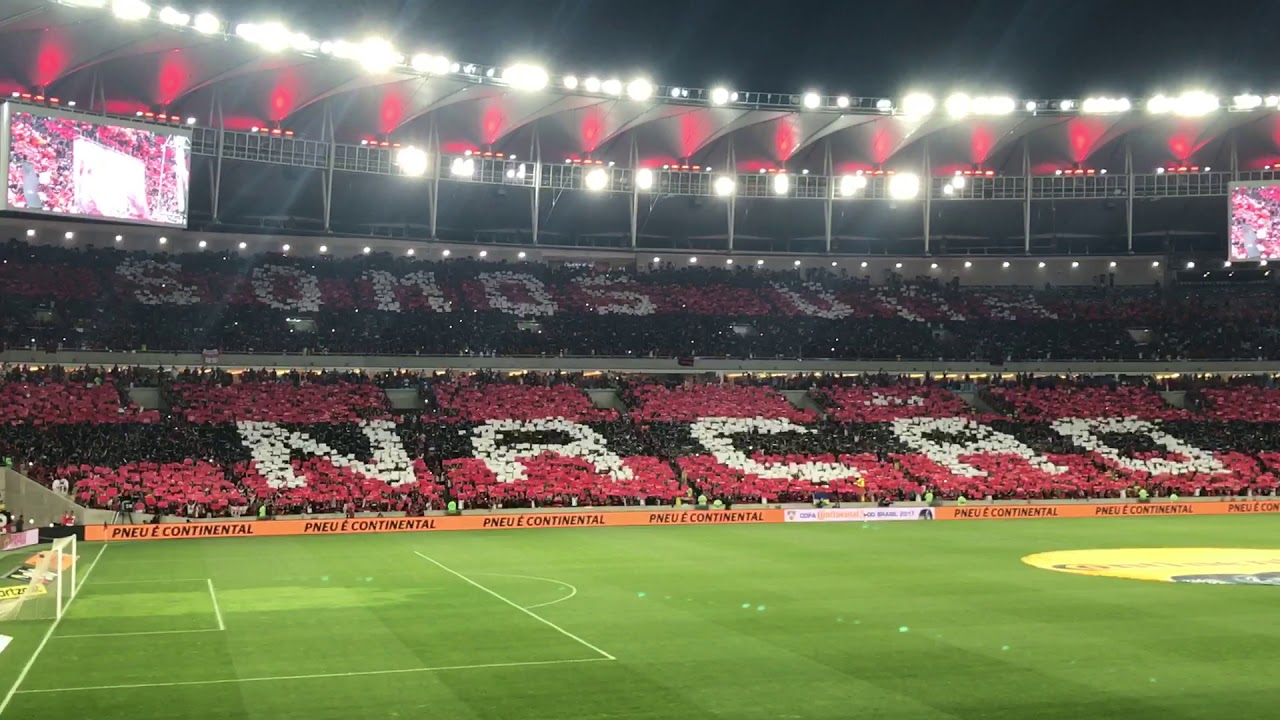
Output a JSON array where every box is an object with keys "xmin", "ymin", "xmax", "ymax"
[{"xmin": 0, "ymin": 536, "xmax": 77, "ymax": 621}]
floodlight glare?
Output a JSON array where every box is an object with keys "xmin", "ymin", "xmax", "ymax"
[
  {"xmin": 1186, "ymin": 261, "xmax": 1196, "ymax": 269},
  {"xmin": 1002, "ymin": 261, "xmax": 1010, "ymax": 268},
  {"xmin": 158, "ymin": 6, "xmax": 189, "ymax": 26},
  {"xmin": 584, "ymin": 76, "xmax": 601, "ymax": 92},
  {"xmin": 836, "ymin": 96, "xmax": 850, "ymax": 109},
  {"xmin": 281, "ymin": 243, "xmax": 290, "ymax": 252},
  {"xmin": 943, "ymin": 184, "xmax": 955, "ymax": 196},
  {"xmin": 319, "ymin": 245, "xmax": 328, "ymax": 253},
  {"xmin": 503, "ymin": 63, "xmax": 549, "ymax": 92},
  {"xmin": 689, "ymin": 256, "xmax": 698, "ymax": 264},
  {"xmin": 601, "ymin": 78, "xmax": 623, "ymax": 96},
  {"xmin": 192, "ymin": 12, "xmax": 220, "ymax": 34},
  {"xmin": 1025, "ymin": 100, "xmax": 1038, "ymax": 112},
  {"xmin": 944, "ymin": 93, "xmax": 971, "ymax": 118},
  {"xmin": 450, "ymin": 157, "xmax": 475, "ymax": 177},
  {"xmin": 24, "ymin": 229, "xmax": 35, "ymax": 237},
  {"xmin": 772, "ymin": 173, "xmax": 790, "ymax": 195},
  {"xmin": 236, "ymin": 22, "xmax": 292, "ymax": 52},
  {"xmin": 395, "ymin": 147, "xmax": 429, "ymax": 177},
  {"xmin": 888, "ymin": 173, "xmax": 920, "ymax": 199},
  {"xmin": 838, "ymin": 174, "xmax": 868, "ymax": 197},
  {"xmin": 198, "ymin": 240, "xmax": 207, "ymax": 249},
  {"xmin": 951, "ymin": 175, "xmax": 965, "ymax": 190},
  {"xmin": 1148, "ymin": 91, "xmax": 1218, "ymax": 116},
  {"xmin": 710, "ymin": 87, "xmax": 731, "ymax": 105},
  {"xmin": 635, "ymin": 167, "xmax": 654, "ymax": 191},
  {"xmin": 238, "ymin": 242, "xmax": 247, "ymax": 249},
  {"xmin": 971, "ymin": 96, "xmax": 1015, "ymax": 115},
  {"xmin": 111, "ymin": 0, "xmax": 151, "ymax": 21},
  {"xmin": 1233, "ymin": 93, "xmax": 1263, "ymax": 110},
  {"xmin": 802, "ymin": 92, "xmax": 821, "ymax": 109},
  {"xmin": 626, "ymin": 78, "xmax": 654, "ymax": 101},
  {"xmin": 563, "ymin": 75, "xmax": 579, "ymax": 90},
  {"xmin": 1071, "ymin": 261, "xmax": 1080, "ymax": 268},
  {"xmin": 64, "ymin": 231, "xmax": 74, "ymax": 239},
  {"xmin": 584, "ymin": 167, "xmax": 609, "ymax": 191},
  {"xmin": 726, "ymin": 258, "xmax": 734, "ymax": 265},
  {"xmin": 713, "ymin": 176, "xmax": 736, "ymax": 197},
  {"xmin": 351, "ymin": 37, "xmax": 402, "ymax": 74},
  {"xmin": 901, "ymin": 92, "xmax": 935, "ymax": 118},
  {"xmin": 1082, "ymin": 96, "xmax": 1131, "ymax": 114},
  {"xmin": 411, "ymin": 54, "xmax": 450, "ymax": 75},
  {"xmin": 518, "ymin": 251, "xmax": 527, "ymax": 259}
]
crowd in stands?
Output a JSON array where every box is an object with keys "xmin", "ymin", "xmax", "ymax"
[
  {"xmin": 5, "ymin": 366, "xmax": 1280, "ymax": 519},
  {"xmin": 6, "ymin": 240, "xmax": 1280, "ymax": 360}
]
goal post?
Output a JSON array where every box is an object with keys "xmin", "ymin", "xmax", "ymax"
[{"xmin": 0, "ymin": 536, "xmax": 77, "ymax": 622}]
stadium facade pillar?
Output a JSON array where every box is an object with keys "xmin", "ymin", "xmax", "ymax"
[
  {"xmin": 322, "ymin": 108, "xmax": 336, "ymax": 233},
  {"xmin": 1022, "ymin": 138, "xmax": 1031, "ymax": 255},
  {"xmin": 1125, "ymin": 142, "xmax": 1134, "ymax": 253},
  {"xmin": 922, "ymin": 141, "xmax": 932, "ymax": 255},
  {"xmin": 212, "ymin": 95, "xmax": 224, "ymax": 224},
  {"xmin": 1230, "ymin": 134, "xmax": 1239, "ymax": 181},
  {"xmin": 629, "ymin": 136, "xmax": 639, "ymax": 249},
  {"xmin": 823, "ymin": 140, "xmax": 833, "ymax": 253},
  {"xmin": 531, "ymin": 127, "xmax": 541, "ymax": 246},
  {"xmin": 429, "ymin": 121, "xmax": 440, "ymax": 240}
]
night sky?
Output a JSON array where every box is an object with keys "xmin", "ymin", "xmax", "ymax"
[{"xmin": 203, "ymin": 0, "xmax": 1271, "ymax": 98}]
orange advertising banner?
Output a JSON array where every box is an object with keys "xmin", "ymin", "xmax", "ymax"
[
  {"xmin": 935, "ymin": 500, "xmax": 1280, "ymax": 520},
  {"xmin": 85, "ymin": 508, "xmax": 784, "ymax": 542}
]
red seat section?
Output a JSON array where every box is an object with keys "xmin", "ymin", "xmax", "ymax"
[
  {"xmin": 434, "ymin": 380, "xmax": 616, "ymax": 422},
  {"xmin": 171, "ymin": 379, "xmax": 392, "ymax": 424},
  {"xmin": 626, "ymin": 383, "xmax": 815, "ymax": 423},
  {"xmin": 0, "ymin": 381, "xmax": 159, "ymax": 425}
]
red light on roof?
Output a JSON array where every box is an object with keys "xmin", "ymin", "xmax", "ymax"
[
  {"xmin": 284, "ymin": 130, "xmax": 294, "ymax": 136},
  {"xmin": 157, "ymin": 114, "xmax": 167, "ymax": 120},
  {"xmin": 20, "ymin": 93, "xmax": 31, "ymax": 99},
  {"xmin": 495, "ymin": 152, "xmax": 505, "ymax": 158},
  {"xmin": 692, "ymin": 165, "xmax": 701, "ymax": 170},
  {"xmin": 49, "ymin": 98, "xmax": 58, "ymax": 104},
  {"xmin": 379, "ymin": 141, "xmax": 389, "ymax": 146},
  {"xmin": 271, "ymin": 128, "xmax": 282, "ymax": 135},
  {"xmin": 1177, "ymin": 166, "xmax": 1188, "ymax": 172},
  {"xmin": 1085, "ymin": 168, "xmax": 1095, "ymax": 175},
  {"xmin": 984, "ymin": 170, "xmax": 995, "ymax": 176},
  {"xmin": 33, "ymin": 95, "xmax": 43, "ymax": 101},
  {"xmin": 144, "ymin": 112, "xmax": 155, "ymax": 118}
]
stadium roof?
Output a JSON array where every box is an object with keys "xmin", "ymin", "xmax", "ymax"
[{"xmin": 2, "ymin": 0, "xmax": 1278, "ymax": 255}]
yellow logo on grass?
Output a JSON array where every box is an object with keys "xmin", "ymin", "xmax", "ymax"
[
  {"xmin": 1023, "ymin": 548, "xmax": 1280, "ymax": 585},
  {"xmin": 0, "ymin": 585, "xmax": 46, "ymax": 600}
]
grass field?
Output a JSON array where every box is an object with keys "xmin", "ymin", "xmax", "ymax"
[{"xmin": 2, "ymin": 516, "xmax": 1279, "ymax": 719}]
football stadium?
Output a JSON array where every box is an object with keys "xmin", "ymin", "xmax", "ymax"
[{"xmin": 4, "ymin": 1, "xmax": 1280, "ymax": 718}]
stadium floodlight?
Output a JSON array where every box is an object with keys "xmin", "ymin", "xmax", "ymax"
[
  {"xmin": 584, "ymin": 76, "xmax": 601, "ymax": 92},
  {"xmin": 635, "ymin": 167, "xmax": 654, "ymax": 191},
  {"xmin": 964, "ymin": 261, "xmax": 972, "ymax": 268},
  {"xmin": 758, "ymin": 259, "xmax": 765, "ymax": 266},
  {"xmin": 930, "ymin": 263, "xmax": 938, "ymax": 269},
  {"xmin": 726, "ymin": 258, "xmax": 734, "ymax": 265},
  {"xmin": 395, "ymin": 147, "xmax": 429, "ymax": 177},
  {"xmin": 794, "ymin": 260, "xmax": 802, "ymax": 267},
  {"xmin": 1038, "ymin": 261, "xmax": 1046, "ymax": 268},
  {"xmin": 185, "ymin": 117, "xmax": 196, "ymax": 125},
  {"xmin": 1082, "ymin": 96, "xmax": 1130, "ymax": 114},
  {"xmin": 281, "ymin": 243, "xmax": 290, "ymax": 252},
  {"xmin": 1232, "ymin": 93, "xmax": 1263, "ymax": 110},
  {"xmin": 601, "ymin": 78, "xmax": 623, "ymax": 96},
  {"xmin": 411, "ymin": 54, "xmax": 451, "ymax": 75},
  {"xmin": 772, "ymin": 173, "xmax": 790, "ymax": 196},
  {"xmin": 450, "ymin": 157, "xmax": 475, "ymax": 177},
  {"xmin": 888, "ymin": 173, "xmax": 920, "ymax": 199},
  {"xmin": 802, "ymin": 92, "xmax": 821, "ymax": 110},
  {"xmin": 192, "ymin": 12, "xmax": 220, "ymax": 34},
  {"xmin": 1025, "ymin": 100, "xmax": 1038, "ymax": 112},
  {"xmin": 236, "ymin": 22, "xmax": 295, "ymax": 52},
  {"xmin": 64, "ymin": 231, "xmax": 74, "ymax": 240},
  {"xmin": 441, "ymin": 249, "xmax": 451, "ymax": 257},
  {"xmin": 1071, "ymin": 261, "xmax": 1079, "ymax": 268},
  {"xmin": 406, "ymin": 248, "xmax": 415, "ymax": 256},
  {"xmin": 713, "ymin": 176, "xmax": 736, "ymax": 197},
  {"xmin": 503, "ymin": 63, "xmax": 549, "ymax": 92},
  {"xmin": 1186, "ymin": 261, "xmax": 1196, "ymax": 269},
  {"xmin": 710, "ymin": 87, "xmax": 731, "ymax": 105},
  {"xmin": 860, "ymin": 261, "xmax": 868, "ymax": 268},
  {"xmin": 944, "ymin": 93, "xmax": 971, "ymax": 118},
  {"xmin": 688, "ymin": 256, "xmax": 697, "ymax": 264},
  {"xmin": 652, "ymin": 256, "xmax": 661, "ymax": 263},
  {"xmin": 25, "ymin": 229, "xmax": 35, "ymax": 237},
  {"xmin": 626, "ymin": 78, "xmax": 653, "ymax": 101},
  {"xmin": 319, "ymin": 245, "xmax": 328, "ymax": 253},
  {"xmin": 584, "ymin": 167, "xmax": 609, "ymax": 191},
  {"xmin": 158, "ymin": 6, "xmax": 189, "ymax": 26},
  {"xmin": 838, "ymin": 174, "xmax": 868, "ymax": 197},
  {"xmin": 1002, "ymin": 261, "xmax": 1011, "ymax": 268},
  {"xmin": 836, "ymin": 96, "xmax": 850, "ymax": 109},
  {"xmin": 943, "ymin": 184, "xmax": 955, "ymax": 196},
  {"xmin": 895, "ymin": 262, "xmax": 903, "ymax": 269},
  {"xmin": 518, "ymin": 251, "xmax": 527, "ymax": 259},
  {"xmin": 158, "ymin": 236, "xmax": 168, "ymax": 245},
  {"xmin": 1109, "ymin": 261, "xmax": 1117, "ymax": 267},
  {"xmin": 198, "ymin": 240, "xmax": 207, "ymax": 249},
  {"xmin": 563, "ymin": 75, "xmax": 579, "ymax": 90},
  {"xmin": 875, "ymin": 98, "xmax": 893, "ymax": 111},
  {"xmin": 239, "ymin": 242, "xmax": 248, "ymax": 249},
  {"xmin": 900, "ymin": 92, "xmax": 935, "ymax": 119},
  {"xmin": 1152, "ymin": 261, "xmax": 1160, "ymax": 267},
  {"xmin": 1148, "ymin": 91, "xmax": 1218, "ymax": 116},
  {"xmin": 111, "ymin": 0, "xmax": 151, "ymax": 21},
  {"xmin": 350, "ymin": 37, "xmax": 402, "ymax": 74},
  {"xmin": 951, "ymin": 175, "xmax": 965, "ymax": 190}
]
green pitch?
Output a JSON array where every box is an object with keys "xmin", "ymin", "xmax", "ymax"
[{"xmin": 3, "ymin": 516, "xmax": 1279, "ymax": 719}]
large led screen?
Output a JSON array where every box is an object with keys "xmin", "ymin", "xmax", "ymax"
[
  {"xmin": 1229, "ymin": 181, "xmax": 1280, "ymax": 261},
  {"xmin": 2, "ymin": 104, "xmax": 191, "ymax": 227}
]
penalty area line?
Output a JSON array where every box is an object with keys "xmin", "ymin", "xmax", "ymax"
[
  {"xmin": 0, "ymin": 543, "xmax": 108, "ymax": 715},
  {"xmin": 53, "ymin": 628, "xmax": 223, "ymax": 640},
  {"xmin": 16, "ymin": 657, "xmax": 613, "ymax": 694},
  {"xmin": 413, "ymin": 551, "xmax": 615, "ymax": 661}
]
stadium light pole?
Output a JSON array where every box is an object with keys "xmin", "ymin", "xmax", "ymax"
[
  {"xmin": 629, "ymin": 135, "xmax": 640, "ymax": 249},
  {"xmin": 429, "ymin": 120, "xmax": 440, "ymax": 239},
  {"xmin": 531, "ymin": 127, "xmax": 542, "ymax": 246},
  {"xmin": 823, "ymin": 139, "xmax": 834, "ymax": 254},
  {"xmin": 212, "ymin": 93, "xmax": 225, "ymax": 224},
  {"xmin": 322, "ymin": 106, "xmax": 336, "ymax": 232},
  {"xmin": 1125, "ymin": 141, "xmax": 1134, "ymax": 253},
  {"xmin": 1022, "ymin": 137, "xmax": 1031, "ymax": 255},
  {"xmin": 922, "ymin": 140, "xmax": 931, "ymax": 255}
]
